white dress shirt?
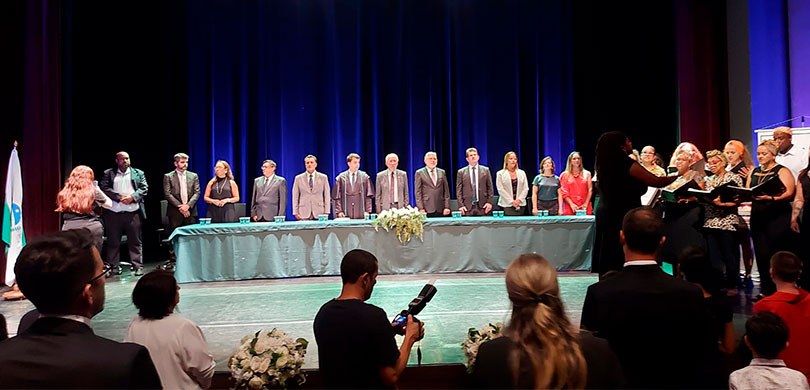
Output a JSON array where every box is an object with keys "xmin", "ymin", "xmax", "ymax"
[
  {"xmin": 110, "ymin": 168, "xmax": 140, "ymax": 213},
  {"xmin": 775, "ymin": 144, "xmax": 808, "ymax": 183},
  {"xmin": 125, "ymin": 314, "xmax": 216, "ymax": 390},
  {"xmin": 729, "ymin": 358, "xmax": 809, "ymax": 390}
]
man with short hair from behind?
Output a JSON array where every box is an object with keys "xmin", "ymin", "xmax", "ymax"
[
  {"xmin": 0, "ymin": 229, "xmax": 161, "ymax": 388},
  {"xmin": 730, "ymin": 312, "xmax": 809, "ymax": 390},
  {"xmin": 313, "ymin": 249, "xmax": 424, "ymax": 388},
  {"xmin": 580, "ymin": 206, "xmax": 714, "ymax": 389},
  {"xmin": 753, "ymin": 251, "xmax": 810, "ymax": 380}
]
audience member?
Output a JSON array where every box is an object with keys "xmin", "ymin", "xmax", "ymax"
[
  {"xmin": 125, "ymin": 270, "xmax": 215, "ymax": 389},
  {"xmin": 0, "ymin": 313, "xmax": 7, "ymax": 341},
  {"xmin": 531, "ymin": 156, "xmax": 561, "ymax": 216},
  {"xmin": 581, "ymin": 207, "xmax": 713, "ymax": 389},
  {"xmin": 729, "ymin": 312, "xmax": 809, "ymax": 390},
  {"xmin": 313, "ymin": 249, "xmax": 424, "ymax": 388},
  {"xmin": 471, "ymin": 253, "xmax": 624, "ymax": 389},
  {"xmin": 204, "ymin": 160, "xmax": 240, "ymax": 223},
  {"xmin": 495, "ymin": 151, "xmax": 529, "ymax": 216},
  {"xmin": 99, "ymin": 151, "xmax": 148, "ymax": 276},
  {"xmin": 753, "ymin": 251, "xmax": 810, "ymax": 379},
  {"xmin": 0, "ymin": 229, "xmax": 161, "ymax": 388}
]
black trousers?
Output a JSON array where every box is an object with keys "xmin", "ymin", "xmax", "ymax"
[
  {"xmin": 104, "ymin": 211, "xmax": 143, "ymax": 269},
  {"xmin": 167, "ymin": 208, "xmax": 197, "ymax": 234}
]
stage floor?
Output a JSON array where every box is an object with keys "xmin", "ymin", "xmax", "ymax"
[{"xmin": 0, "ymin": 268, "xmax": 755, "ymax": 372}]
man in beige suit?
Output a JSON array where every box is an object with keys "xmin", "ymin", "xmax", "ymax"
[
  {"xmin": 163, "ymin": 153, "xmax": 201, "ymax": 232},
  {"xmin": 456, "ymin": 147, "xmax": 493, "ymax": 216},
  {"xmin": 414, "ymin": 151, "xmax": 451, "ymax": 217},
  {"xmin": 292, "ymin": 155, "xmax": 331, "ymax": 220},
  {"xmin": 375, "ymin": 153, "xmax": 409, "ymax": 212}
]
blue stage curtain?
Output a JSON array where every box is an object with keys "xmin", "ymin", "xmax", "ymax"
[{"xmin": 185, "ymin": 0, "xmax": 575, "ymax": 217}]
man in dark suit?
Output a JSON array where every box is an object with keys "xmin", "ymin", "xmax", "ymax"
[
  {"xmin": 163, "ymin": 152, "xmax": 201, "ymax": 232},
  {"xmin": 0, "ymin": 229, "xmax": 162, "ymax": 388},
  {"xmin": 456, "ymin": 147, "xmax": 493, "ymax": 216},
  {"xmin": 580, "ymin": 207, "xmax": 714, "ymax": 389},
  {"xmin": 99, "ymin": 151, "xmax": 148, "ymax": 276},
  {"xmin": 414, "ymin": 151, "xmax": 451, "ymax": 217},
  {"xmin": 251, "ymin": 159, "xmax": 287, "ymax": 221}
]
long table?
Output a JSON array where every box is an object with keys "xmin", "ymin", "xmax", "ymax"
[{"xmin": 169, "ymin": 216, "xmax": 595, "ymax": 283}]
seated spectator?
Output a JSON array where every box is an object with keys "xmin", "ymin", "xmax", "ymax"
[
  {"xmin": 581, "ymin": 206, "xmax": 715, "ymax": 389},
  {"xmin": 0, "ymin": 313, "xmax": 7, "ymax": 341},
  {"xmin": 125, "ymin": 270, "xmax": 215, "ymax": 389},
  {"xmin": 471, "ymin": 253, "xmax": 624, "ymax": 389},
  {"xmin": 313, "ymin": 249, "xmax": 425, "ymax": 389},
  {"xmin": 0, "ymin": 229, "xmax": 161, "ymax": 388},
  {"xmin": 753, "ymin": 251, "xmax": 810, "ymax": 380},
  {"xmin": 16, "ymin": 308, "xmax": 39, "ymax": 334},
  {"xmin": 729, "ymin": 312, "xmax": 809, "ymax": 390}
]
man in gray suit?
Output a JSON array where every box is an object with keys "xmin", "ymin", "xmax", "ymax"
[
  {"xmin": 414, "ymin": 151, "xmax": 451, "ymax": 217},
  {"xmin": 375, "ymin": 153, "xmax": 409, "ymax": 212},
  {"xmin": 163, "ymin": 153, "xmax": 201, "ymax": 232},
  {"xmin": 251, "ymin": 160, "xmax": 287, "ymax": 221},
  {"xmin": 456, "ymin": 147, "xmax": 493, "ymax": 216},
  {"xmin": 292, "ymin": 155, "xmax": 331, "ymax": 220}
]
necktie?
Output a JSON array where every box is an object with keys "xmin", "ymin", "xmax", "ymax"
[
  {"xmin": 264, "ymin": 177, "xmax": 270, "ymax": 187},
  {"xmin": 179, "ymin": 172, "xmax": 188, "ymax": 204},
  {"xmin": 430, "ymin": 169, "xmax": 437, "ymax": 186},
  {"xmin": 351, "ymin": 172, "xmax": 356, "ymax": 187},
  {"xmin": 308, "ymin": 174, "xmax": 314, "ymax": 190},
  {"xmin": 472, "ymin": 166, "xmax": 479, "ymax": 203},
  {"xmin": 390, "ymin": 171, "xmax": 395, "ymax": 204}
]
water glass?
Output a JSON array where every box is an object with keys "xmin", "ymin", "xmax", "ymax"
[
  {"xmin": 370, "ymin": 213, "xmax": 378, "ymax": 221},
  {"xmin": 364, "ymin": 212, "xmax": 371, "ymax": 221},
  {"xmin": 239, "ymin": 217, "xmax": 250, "ymax": 224},
  {"xmin": 199, "ymin": 218, "xmax": 212, "ymax": 225},
  {"xmin": 274, "ymin": 216, "xmax": 285, "ymax": 223},
  {"xmin": 575, "ymin": 209, "xmax": 586, "ymax": 216},
  {"xmin": 318, "ymin": 214, "xmax": 328, "ymax": 221},
  {"xmin": 451, "ymin": 211, "xmax": 462, "ymax": 218}
]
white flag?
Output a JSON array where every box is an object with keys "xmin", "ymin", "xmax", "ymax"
[{"xmin": 2, "ymin": 145, "xmax": 25, "ymax": 286}]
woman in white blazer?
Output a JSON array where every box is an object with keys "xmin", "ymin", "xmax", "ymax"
[{"xmin": 496, "ymin": 151, "xmax": 530, "ymax": 216}]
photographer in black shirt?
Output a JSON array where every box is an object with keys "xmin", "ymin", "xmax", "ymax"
[{"xmin": 313, "ymin": 249, "xmax": 425, "ymax": 389}]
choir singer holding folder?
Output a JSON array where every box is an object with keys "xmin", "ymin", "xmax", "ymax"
[
  {"xmin": 660, "ymin": 148, "xmax": 706, "ymax": 273},
  {"xmin": 747, "ymin": 140, "xmax": 796, "ymax": 301}
]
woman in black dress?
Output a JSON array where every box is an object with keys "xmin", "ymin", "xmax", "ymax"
[
  {"xmin": 471, "ymin": 253, "xmax": 624, "ymax": 389},
  {"xmin": 790, "ymin": 155, "xmax": 810, "ymax": 290},
  {"xmin": 592, "ymin": 132, "xmax": 676, "ymax": 275},
  {"xmin": 204, "ymin": 160, "xmax": 240, "ymax": 223},
  {"xmin": 724, "ymin": 139, "xmax": 756, "ymax": 286},
  {"xmin": 747, "ymin": 140, "xmax": 795, "ymax": 300}
]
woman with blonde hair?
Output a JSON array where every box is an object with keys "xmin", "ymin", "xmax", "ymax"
[
  {"xmin": 472, "ymin": 254, "xmax": 623, "ymax": 389},
  {"xmin": 724, "ymin": 139, "xmax": 756, "ymax": 285},
  {"xmin": 204, "ymin": 160, "xmax": 240, "ymax": 223},
  {"xmin": 55, "ymin": 165, "xmax": 113, "ymax": 250},
  {"xmin": 496, "ymin": 151, "xmax": 530, "ymax": 216},
  {"xmin": 559, "ymin": 151, "xmax": 593, "ymax": 215},
  {"xmin": 748, "ymin": 140, "xmax": 795, "ymax": 300},
  {"xmin": 531, "ymin": 157, "xmax": 562, "ymax": 216}
]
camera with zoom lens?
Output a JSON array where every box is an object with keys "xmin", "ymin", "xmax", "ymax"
[{"xmin": 392, "ymin": 282, "xmax": 437, "ymax": 335}]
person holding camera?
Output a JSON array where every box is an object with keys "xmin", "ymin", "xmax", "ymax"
[{"xmin": 313, "ymin": 249, "xmax": 425, "ymax": 389}]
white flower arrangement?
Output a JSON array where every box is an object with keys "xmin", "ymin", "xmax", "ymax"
[
  {"xmin": 372, "ymin": 206, "xmax": 427, "ymax": 244},
  {"xmin": 461, "ymin": 322, "xmax": 504, "ymax": 372},
  {"xmin": 228, "ymin": 328, "xmax": 308, "ymax": 389}
]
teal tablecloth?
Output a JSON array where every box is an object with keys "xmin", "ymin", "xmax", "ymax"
[{"xmin": 170, "ymin": 216, "xmax": 594, "ymax": 283}]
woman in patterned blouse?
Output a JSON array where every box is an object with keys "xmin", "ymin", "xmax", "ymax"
[{"xmin": 701, "ymin": 150, "xmax": 743, "ymax": 294}]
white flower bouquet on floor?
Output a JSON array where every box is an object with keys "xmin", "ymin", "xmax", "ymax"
[
  {"xmin": 228, "ymin": 328, "xmax": 308, "ymax": 389},
  {"xmin": 373, "ymin": 206, "xmax": 427, "ymax": 244},
  {"xmin": 462, "ymin": 322, "xmax": 504, "ymax": 372}
]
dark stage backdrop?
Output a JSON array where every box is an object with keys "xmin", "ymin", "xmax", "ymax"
[{"xmin": 185, "ymin": 0, "xmax": 576, "ymax": 217}]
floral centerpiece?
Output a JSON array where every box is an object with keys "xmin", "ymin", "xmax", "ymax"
[
  {"xmin": 228, "ymin": 328, "xmax": 308, "ymax": 389},
  {"xmin": 461, "ymin": 322, "xmax": 504, "ymax": 372},
  {"xmin": 372, "ymin": 206, "xmax": 427, "ymax": 244}
]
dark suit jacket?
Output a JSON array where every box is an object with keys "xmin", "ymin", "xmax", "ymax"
[
  {"xmin": 0, "ymin": 317, "xmax": 162, "ymax": 389},
  {"xmin": 100, "ymin": 167, "xmax": 149, "ymax": 219},
  {"xmin": 163, "ymin": 170, "xmax": 201, "ymax": 216},
  {"xmin": 414, "ymin": 166, "xmax": 451, "ymax": 214},
  {"xmin": 580, "ymin": 264, "xmax": 714, "ymax": 389},
  {"xmin": 456, "ymin": 165, "xmax": 493, "ymax": 210},
  {"xmin": 251, "ymin": 175, "xmax": 287, "ymax": 220}
]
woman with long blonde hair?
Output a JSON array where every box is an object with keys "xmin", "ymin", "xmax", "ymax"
[
  {"xmin": 559, "ymin": 152, "xmax": 593, "ymax": 215},
  {"xmin": 472, "ymin": 254, "xmax": 623, "ymax": 389},
  {"xmin": 55, "ymin": 165, "xmax": 112, "ymax": 250},
  {"xmin": 496, "ymin": 151, "xmax": 530, "ymax": 216}
]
